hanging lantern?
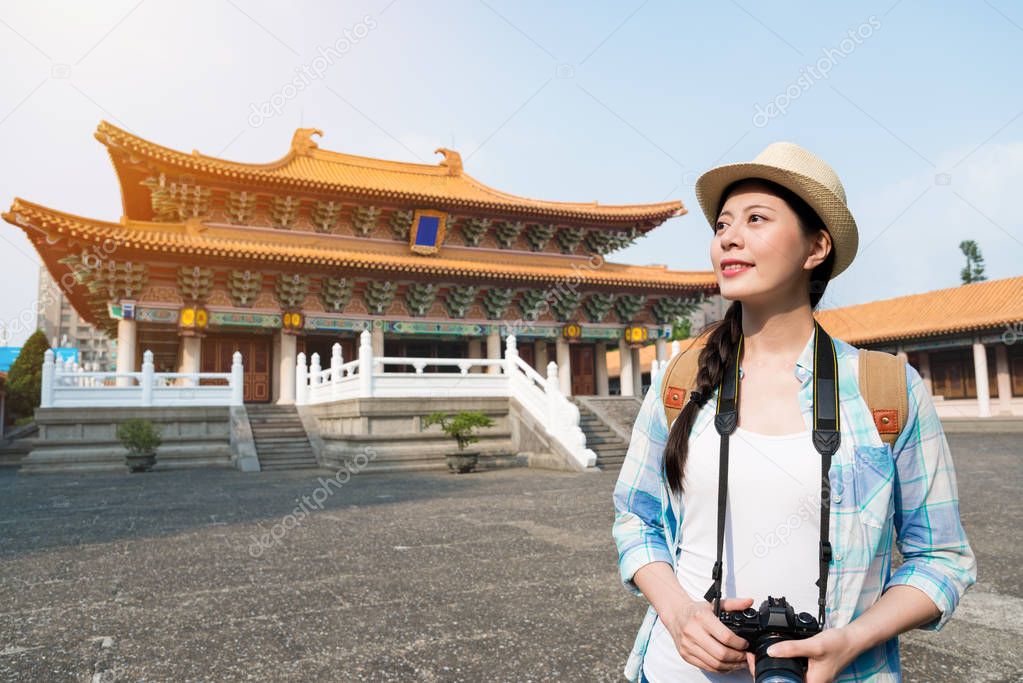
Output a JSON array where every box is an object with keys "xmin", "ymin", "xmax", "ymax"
[
  {"xmin": 624, "ymin": 325, "xmax": 648, "ymax": 345},
  {"xmin": 179, "ymin": 306, "xmax": 208, "ymax": 331},
  {"xmin": 283, "ymin": 311, "xmax": 304, "ymax": 330}
]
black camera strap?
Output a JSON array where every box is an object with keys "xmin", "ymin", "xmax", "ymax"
[{"xmin": 703, "ymin": 320, "xmax": 840, "ymax": 629}]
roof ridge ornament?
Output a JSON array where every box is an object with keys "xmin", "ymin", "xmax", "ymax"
[
  {"xmin": 291, "ymin": 128, "xmax": 324, "ymax": 156},
  {"xmin": 433, "ymin": 147, "xmax": 463, "ymax": 176}
]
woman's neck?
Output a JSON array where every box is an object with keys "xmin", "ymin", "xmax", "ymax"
[{"xmin": 738, "ymin": 303, "xmax": 815, "ymax": 372}]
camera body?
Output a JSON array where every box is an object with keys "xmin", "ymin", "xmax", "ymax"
[{"xmin": 718, "ymin": 595, "xmax": 820, "ymax": 683}]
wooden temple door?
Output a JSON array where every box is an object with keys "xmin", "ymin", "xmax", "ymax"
[
  {"xmin": 201, "ymin": 336, "xmax": 271, "ymax": 403},
  {"xmin": 516, "ymin": 343, "xmax": 535, "ymax": 371},
  {"xmin": 570, "ymin": 343, "xmax": 596, "ymax": 396}
]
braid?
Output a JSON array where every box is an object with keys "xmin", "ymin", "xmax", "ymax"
[{"xmin": 663, "ymin": 301, "xmax": 743, "ymax": 495}]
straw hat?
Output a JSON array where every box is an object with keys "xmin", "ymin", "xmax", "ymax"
[{"xmin": 695, "ymin": 141, "xmax": 858, "ymax": 278}]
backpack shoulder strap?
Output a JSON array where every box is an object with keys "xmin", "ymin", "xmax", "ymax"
[
  {"xmin": 857, "ymin": 347, "xmax": 909, "ymax": 449},
  {"xmin": 660, "ymin": 334, "xmax": 711, "ymax": 431}
]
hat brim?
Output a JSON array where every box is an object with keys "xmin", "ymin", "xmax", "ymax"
[{"xmin": 695, "ymin": 162, "xmax": 858, "ymax": 279}]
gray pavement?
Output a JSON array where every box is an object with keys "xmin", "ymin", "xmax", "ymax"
[{"xmin": 0, "ymin": 430, "xmax": 1019, "ymax": 682}]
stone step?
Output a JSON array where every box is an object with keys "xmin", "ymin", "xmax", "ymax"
[
  {"xmin": 258, "ymin": 450, "xmax": 317, "ymax": 460},
  {"xmin": 260, "ymin": 453, "xmax": 317, "ymax": 463},
  {"xmin": 250, "ymin": 432, "xmax": 309, "ymax": 441},
  {"xmin": 247, "ymin": 406, "xmax": 316, "ymax": 471},
  {"xmin": 580, "ymin": 432, "xmax": 621, "ymax": 442},
  {"xmin": 251, "ymin": 443, "xmax": 310, "ymax": 453},
  {"xmin": 585, "ymin": 439, "xmax": 621, "ymax": 449},
  {"xmin": 260, "ymin": 462, "xmax": 321, "ymax": 471}
]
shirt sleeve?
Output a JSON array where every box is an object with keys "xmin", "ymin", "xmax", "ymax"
[
  {"xmin": 882, "ymin": 361, "xmax": 978, "ymax": 630},
  {"xmin": 612, "ymin": 368, "xmax": 675, "ymax": 597}
]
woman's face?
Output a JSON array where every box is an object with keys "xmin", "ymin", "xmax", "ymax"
[{"xmin": 710, "ymin": 180, "xmax": 829, "ymax": 304}]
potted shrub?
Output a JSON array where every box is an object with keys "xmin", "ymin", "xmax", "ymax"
[
  {"xmin": 422, "ymin": 410, "xmax": 494, "ymax": 473},
  {"xmin": 116, "ymin": 418, "xmax": 162, "ymax": 473}
]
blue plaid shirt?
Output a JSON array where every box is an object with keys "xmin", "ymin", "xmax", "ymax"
[{"xmin": 612, "ymin": 329, "xmax": 977, "ymax": 681}]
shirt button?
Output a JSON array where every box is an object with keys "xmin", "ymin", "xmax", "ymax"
[
  {"xmin": 834, "ymin": 552, "xmax": 843, "ymax": 561},
  {"xmin": 833, "ymin": 494, "xmax": 842, "ymax": 503}
]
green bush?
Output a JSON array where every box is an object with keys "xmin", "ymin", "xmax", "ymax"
[
  {"xmin": 6, "ymin": 330, "xmax": 50, "ymax": 420},
  {"xmin": 422, "ymin": 410, "xmax": 494, "ymax": 451},
  {"xmin": 116, "ymin": 419, "xmax": 163, "ymax": 456}
]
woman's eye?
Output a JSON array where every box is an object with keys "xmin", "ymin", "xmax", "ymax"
[
  {"xmin": 749, "ymin": 214, "xmax": 765, "ymax": 223},
  {"xmin": 714, "ymin": 222, "xmax": 726, "ymax": 231}
]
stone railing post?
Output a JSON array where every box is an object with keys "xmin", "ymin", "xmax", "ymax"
[
  {"xmin": 295, "ymin": 352, "xmax": 308, "ymax": 406},
  {"xmin": 41, "ymin": 349, "xmax": 55, "ymax": 408},
  {"xmin": 358, "ymin": 329, "xmax": 373, "ymax": 398},
  {"xmin": 230, "ymin": 351, "xmax": 244, "ymax": 406},
  {"xmin": 141, "ymin": 350, "xmax": 154, "ymax": 407},
  {"xmin": 545, "ymin": 360, "xmax": 560, "ymax": 431},
  {"xmin": 310, "ymin": 352, "xmax": 322, "ymax": 388},
  {"xmin": 331, "ymin": 343, "xmax": 343, "ymax": 402},
  {"xmin": 504, "ymin": 333, "xmax": 518, "ymax": 376}
]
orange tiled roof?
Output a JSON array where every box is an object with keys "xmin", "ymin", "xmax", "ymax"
[
  {"xmin": 815, "ymin": 276, "xmax": 1023, "ymax": 344},
  {"xmin": 604, "ymin": 277, "xmax": 1023, "ymax": 377},
  {"xmin": 95, "ymin": 121, "xmax": 686, "ymax": 225},
  {"xmin": 4, "ymin": 198, "xmax": 716, "ymax": 293}
]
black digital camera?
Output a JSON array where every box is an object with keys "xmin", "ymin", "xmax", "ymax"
[{"xmin": 718, "ymin": 595, "xmax": 820, "ymax": 683}]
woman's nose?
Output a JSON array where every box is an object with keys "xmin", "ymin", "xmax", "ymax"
[{"xmin": 717, "ymin": 223, "xmax": 742, "ymax": 249}]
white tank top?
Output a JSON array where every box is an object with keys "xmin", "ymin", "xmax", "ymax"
[{"xmin": 642, "ymin": 420, "xmax": 822, "ymax": 683}]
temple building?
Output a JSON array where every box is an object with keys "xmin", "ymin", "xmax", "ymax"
[{"xmin": 4, "ymin": 121, "xmax": 716, "ymax": 404}]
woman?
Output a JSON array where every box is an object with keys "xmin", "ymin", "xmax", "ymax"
[{"xmin": 612, "ymin": 142, "xmax": 977, "ymax": 683}]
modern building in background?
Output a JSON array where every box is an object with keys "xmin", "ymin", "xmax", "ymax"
[
  {"xmin": 36, "ymin": 267, "xmax": 115, "ymax": 370},
  {"xmin": 5, "ymin": 121, "xmax": 719, "ymax": 403}
]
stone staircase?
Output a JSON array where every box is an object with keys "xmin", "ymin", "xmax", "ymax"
[
  {"xmin": 572, "ymin": 399, "xmax": 629, "ymax": 470},
  {"xmin": 246, "ymin": 404, "xmax": 319, "ymax": 471}
]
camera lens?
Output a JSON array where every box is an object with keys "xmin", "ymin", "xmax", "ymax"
[
  {"xmin": 742, "ymin": 608, "xmax": 758, "ymax": 618},
  {"xmin": 755, "ymin": 638, "xmax": 806, "ymax": 683},
  {"xmin": 796, "ymin": 612, "xmax": 814, "ymax": 624}
]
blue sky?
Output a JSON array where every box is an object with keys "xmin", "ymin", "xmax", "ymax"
[{"xmin": 1, "ymin": 0, "xmax": 1020, "ymax": 345}]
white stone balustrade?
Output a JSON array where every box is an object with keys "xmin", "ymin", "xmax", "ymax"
[
  {"xmin": 294, "ymin": 329, "xmax": 596, "ymax": 468},
  {"xmin": 41, "ymin": 349, "xmax": 244, "ymax": 408}
]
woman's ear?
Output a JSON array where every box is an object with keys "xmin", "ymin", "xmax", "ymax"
[{"xmin": 803, "ymin": 230, "xmax": 832, "ymax": 271}]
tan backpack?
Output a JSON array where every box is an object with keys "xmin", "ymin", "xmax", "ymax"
[{"xmin": 659, "ymin": 328, "xmax": 909, "ymax": 448}]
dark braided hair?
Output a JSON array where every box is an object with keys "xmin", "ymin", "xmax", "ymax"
[{"xmin": 663, "ymin": 177, "xmax": 836, "ymax": 496}]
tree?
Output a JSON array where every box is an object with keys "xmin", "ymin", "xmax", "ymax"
[
  {"xmin": 422, "ymin": 411, "xmax": 494, "ymax": 451},
  {"xmin": 7, "ymin": 329, "xmax": 50, "ymax": 420},
  {"xmin": 959, "ymin": 240, "xmax": 987, "ymax": 284}
]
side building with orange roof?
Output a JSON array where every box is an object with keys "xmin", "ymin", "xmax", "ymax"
[
  {"xmin": 609, "ymin": 275, "xmax": 1023, "ymax": 418},
  {"xmin": 3, "ymin": 122, "xmax": 717, "ymax": 404}
]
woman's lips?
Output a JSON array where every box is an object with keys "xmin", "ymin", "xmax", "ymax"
[{"xmin": 721, "ymin": 264, "xmax": 754, "ymax": 278}]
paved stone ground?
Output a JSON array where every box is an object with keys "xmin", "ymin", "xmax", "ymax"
[{"xmin": 0, "ymin": 431, "xmax": 1019, "ymax": 682}]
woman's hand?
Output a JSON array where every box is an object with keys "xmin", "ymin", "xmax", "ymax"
[
  {"xmin": 743, "ymin": 626, "xmax": 862, "ymax": 683},
  {"xmin": 664, "ymin": 597, "xmax": 753, "ymax": 673}
]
